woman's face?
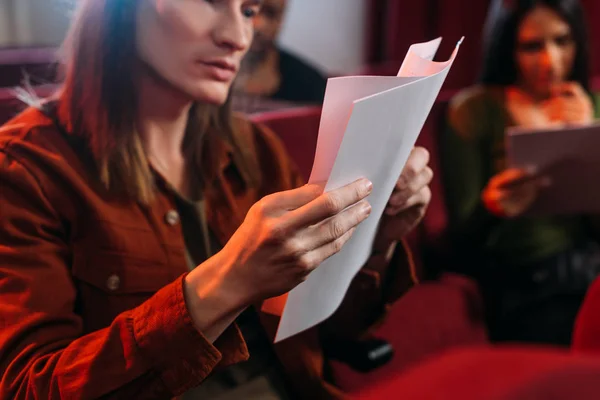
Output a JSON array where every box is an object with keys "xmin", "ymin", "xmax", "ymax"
[
  {"xmin": 136, "ymin": 0, "xmax": 261, "ymax": 105},
  {"xmin": 515, "ymin": 5, "xmax": 576, "ymax": 98}
]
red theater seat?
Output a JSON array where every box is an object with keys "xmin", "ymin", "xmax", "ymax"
[
  {"xmin": 333, "ymin": 273, "xmax": 487, "ymax": 393},
  {"xmin": 250, "ymin": 106, "xmax": 321, "ymax": 181},
  {"xmin": 573, "ymin": 277, "xmax": 600, "ymax": 354},
  {"xmin": 354, "ymin": 346, "xmax": 600, "ymax": 400}
]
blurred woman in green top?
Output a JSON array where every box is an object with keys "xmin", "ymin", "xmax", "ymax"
[{"xmin": 443, "ymin": 0, "xmax": 600, "ymax": 346}]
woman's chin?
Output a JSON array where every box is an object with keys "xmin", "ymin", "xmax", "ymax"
[{"xmin": 187, "ymin": 81, "xmax": 232, "ymax": 105}]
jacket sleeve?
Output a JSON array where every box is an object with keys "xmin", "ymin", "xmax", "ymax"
[{"xmin": 0, "ymin": 148, "xmax": 248, "ymax": 399}]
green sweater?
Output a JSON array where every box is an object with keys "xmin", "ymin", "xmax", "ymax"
[{"xmin": 442, "ymin": 85, "xmax": 600, "ymax": 267}]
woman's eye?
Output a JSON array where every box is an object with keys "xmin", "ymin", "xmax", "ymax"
[
  {"xmin": 242, "ymin": 5, "xmax": 260, "ymax": 18},
  {"xmin": 518, "ymin": 40, "xmax": 544, "ymax": 53},
  {"xmin": 555, "ymin": 34, "xmax": 574, "ymax": 47}
]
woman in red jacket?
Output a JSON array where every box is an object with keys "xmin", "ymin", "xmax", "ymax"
[{"xmin": 0, "ymin": 0, "xmax": 432, "ymax": 398}]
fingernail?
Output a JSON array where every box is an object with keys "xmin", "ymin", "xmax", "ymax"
[
  {"xmin": 363, "ymin": 202, "xmax": 372, "ymax": 216},
  {"xmin": 363, "ymin": 179, "xmax": 373, "ymax": 193}
]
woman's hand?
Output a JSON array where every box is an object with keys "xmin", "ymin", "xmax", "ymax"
[
  {"xmin": 374, "ymin": 147, "xmax": 433, "ymax": 251},
  {"xmin": 482, "ymin": 167, "xmax": 551, "ymax": 218},
  {"xmin": 543, "ymin": 82, "xmax": 594, "ymax": 125},
  {"xmin": 188, "ymin": 178, "xmax": 373, "ymax": 309}
]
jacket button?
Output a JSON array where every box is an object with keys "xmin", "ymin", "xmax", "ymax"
[
  {"xmin": 106, "ymin": 274, "xmax": 120, "ymax": 291},
  {"xmin": 165, "ymin": 210, "xmax": 180, "ymax": 226}
]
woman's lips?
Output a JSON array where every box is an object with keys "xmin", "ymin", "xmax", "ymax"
[{"xmin": 197, "ymin": 60, "xmax": 238, "ymax": 82}]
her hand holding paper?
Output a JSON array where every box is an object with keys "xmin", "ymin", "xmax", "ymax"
[
  {"xmin": 375, "ymin": 147, "xmax": 433, "ymax": 249},
  {"xmin": 271, "ymin": 37, "xmax": 464, "ymax": 342}
]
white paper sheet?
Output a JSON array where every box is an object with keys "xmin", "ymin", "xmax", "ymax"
[
  {"xmin": 507, "ymin": 122, "xmax": 600, "ymax": 215},
  {"xmin": 271, "ymin": 37, "xmax": 463, "ymax": 342}
]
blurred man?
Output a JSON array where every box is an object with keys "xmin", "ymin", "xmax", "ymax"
[{"xmin": 237, "ymin": 0, "xmax": 328, "ymax": 104}]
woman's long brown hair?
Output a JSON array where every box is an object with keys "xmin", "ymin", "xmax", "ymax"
[{"xmin": 58, "ymin": 0, "xmax": 259, "ymax": 204}]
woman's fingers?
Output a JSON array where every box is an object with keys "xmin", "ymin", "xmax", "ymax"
[
  {"xmin": 283, "ymin": 178, "xmax": 372, "ymax": 230},
  {"xmin": 388, "ymin": 167, "xmax": 433, "ymax": 209},
  {"xmin": 295, "ymin": 227, "xmax": 358, "ymax": 275},
  {"xmin": 299, "ymin": 200, "xmax": 371, "ymax": 251}
]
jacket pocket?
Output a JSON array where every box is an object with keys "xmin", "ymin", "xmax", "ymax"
[{"xmin": 72, "ymin": 249, "xmax": 174, "ymax": 332}]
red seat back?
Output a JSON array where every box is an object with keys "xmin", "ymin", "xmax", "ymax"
[
  {"xmin": 573, "ymin": 277, "xmax": 600, "ymax": 354},
  {"xmin": 250, "ymin": 106, "xmax": 322, "ymax": 182}
]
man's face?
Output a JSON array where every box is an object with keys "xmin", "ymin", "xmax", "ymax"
[{"xmin": 250, "ymin": 0, "xmax": 287, "ymax": 56}]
